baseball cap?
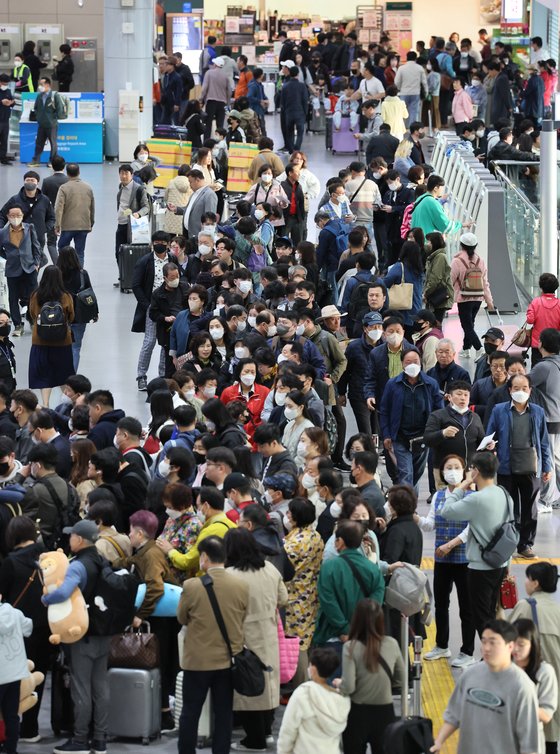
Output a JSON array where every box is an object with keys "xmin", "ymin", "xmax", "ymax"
[
  {"xmin": 363, "ymin": 311, "xmax": 383, "ymax": 326},
  {"xmin": 274, "ymin": 236, "xmax": 293, "ymax": 248},
  {"xmin": 223, "ymin": 472, "xmax": 250, "ymax": 494},
  {"xmin": 212, "ymin": 56, "xmax": 225, "ymax": 67},
  {"xmin": 481, "ymin": 327, "xmax": 505, "ymax": 341},
  {"xmin": 63, "ymin": 520, "xmax": 99, "ymax": 542},
  {"xmin": 263, "ymin": 473, "xmax": 297, "ymax": 496},
  {"xmin": 460, "ymin": 232, "xmax": 478, "ymax": 247},
  {"xmin": 228, "ymin": 109, "xmax": 242, "ymax": 121},
  {"xmin": 280, "ymin": 60, "xmax": 295, "ymax": 69}
]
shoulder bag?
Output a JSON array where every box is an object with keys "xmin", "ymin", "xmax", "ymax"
[
  {"xmin": 202, "ymin": 574, "xmax": 271, "ymax": 697},
  {"xmin": 388, "ymin": 263, "xmax": 413, "ymax": 311},
  {"xmin": 470, "ymin": 486, "xmax": 520, "ymax": 568},
  {"xmin": 510, "ymin": 321, "xmax": 532, "ymax": 349}
]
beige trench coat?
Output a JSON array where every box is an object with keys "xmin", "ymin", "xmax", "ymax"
[
  {"xmin": 228, "ymin": 560, "xmax": 289, "ymax": 711},
  {"xmin": 510, "ymin": 591, "xmax": 560, "ymax": 741}
]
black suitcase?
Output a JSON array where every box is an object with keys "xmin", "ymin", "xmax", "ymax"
[
  {"xmin": 51, "ymin": 648, "xmax": 74, "ymax": 736},
  {"xmin": 325, "ymin": 117, "xmax": 333, "ymax": 150},
  {"xmin": 153, "ymin": 124, "xmax": 189, "ymax": 141},
  {"xmin": 118, "ymin": 244, "xmax": 151, "ymax": 293}
]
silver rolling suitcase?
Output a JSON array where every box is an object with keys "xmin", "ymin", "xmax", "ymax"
[
  {"xmin": 108, "ymin": 667, "xmax": 161, "ymax": 745},
  {"xmin": 173, "ymin": 670, "xmax": 213, "ymax": 747}
]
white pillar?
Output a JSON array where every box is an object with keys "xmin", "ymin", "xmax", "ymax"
[
  {"xmin": 539, "ymin": 119, "xmax": 559, "ymax": 278},
  {"xmin": 104, "ymin": 0, "xmax": 153, "ymax": 158}
]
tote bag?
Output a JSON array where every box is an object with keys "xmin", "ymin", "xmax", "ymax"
[{"xmin": 388, "ymin": 263, "xmax": 414, "ymax": 311}]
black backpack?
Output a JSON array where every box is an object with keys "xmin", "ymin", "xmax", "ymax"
[
  {"xmin": 74, "ymin": 272, "xmax": 99, "ymax": 324},
  {"xmin": 347, "ymin": 282, "xmax": 373, "ymax": 336},
  {"xmin": 88, "ymin": 562, "xmax": 139, "ymax": 636},
  {"xmin": 36, "ymin": 301, "xmax": 67, "ymax": 342},
  {"xmin": 383, "ymin": 717, "xmax": 434, "ymax": 753},
  {"xmin": 40, "ymin": 478, "xmax": 81, "ymax": 550}
]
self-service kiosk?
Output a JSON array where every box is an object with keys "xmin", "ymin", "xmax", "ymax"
[
  {"xmin": 0, "ymin": 24, "xmax": 23, "ymax": 76},
  {"xmin": 66, "ymin": 37, "xmax": 98, "ymax": 92}
]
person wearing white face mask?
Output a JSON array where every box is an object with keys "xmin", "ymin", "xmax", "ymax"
[
  {"xmin": 233, "ymin": 270, "xmax": 256, "ymax": 304},
  {"xmin": 281, "ymin": 390, "xmax": 315, "ymax": 464},
  {"xmin": 150, "ymin": 271, "xmax": 194, "ymax": 376},
  {"xmin": 244, "ymin": 164, "xmax": 289, "ymax": 229},
  {"xmin": 379, "ymin": 349, "xmax": 443, "ymax": 492},
  {"xmin": 28, "ymin": 76, "xmax": 65, "ymax": 167},
  {"xmin": 415, "ymin": 453, "xmax": 476, "ymax": 668},
  {"xmin": 157, "ymin": 481, "xmax": 202, "ymax": 580},
  {"xmin": 486, "ymin": 373, "xmax": 552, "ymax": 559},
  {"xmin": 220, "ymin": 358, "xmax": 270, "ymax": 446},
  {"xmin": 424, "ymin": 380, "xmax": 486, "ymax": 488},
  {"xmin": 344, "ymin": 311, "xmax": 384, "ymax": 435}
]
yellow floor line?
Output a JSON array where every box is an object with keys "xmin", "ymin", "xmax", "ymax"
[{"xmin": 420, "ymin": 622, "xmax": 458, "ymax": 754}]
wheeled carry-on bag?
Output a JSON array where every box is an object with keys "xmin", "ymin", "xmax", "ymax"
[
  {"xmin": 383, "ymin": 615, "xmax": 434, "ymax": 753},
  {"xmin": 309, "ymin": 104, "xmax": 326, "ymax": 133},
  {"xmin": 118, "ymin": 244, "xmax": 151, "ymax": 293},
  {"xmin": 153, "ymin": 124, "xmax": 189, "ymax": 141},
  {"xmin": 331, "ymin": 115, "xmax": 359, "ymax": 155},
  {"xmin": 108, "ymin": 667, "xmax": 161, "ymax": 744},
  {"xmin": 173, "ymin": 671, "xmax": 213, "ymax": 748},
  {"xmin": 325, "ymin": 117, "xmax": 333, "ymax": 150}
]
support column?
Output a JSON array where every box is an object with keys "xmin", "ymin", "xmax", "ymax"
[
  {"xmin": 104, "ymin": 0, "xmax": 153, "ymax": 158},
  {"xmin": 539, "ymin": 119, "xmax": 558, "ymax": 278}
]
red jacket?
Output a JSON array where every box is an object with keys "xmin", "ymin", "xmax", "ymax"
[
  {"xmin": 526, "ymin": 293, "xmax": 560, "ymax": 347},
  {"xmin": 220, "ymin": 382, "xmax": 270, "ymax": 445}
]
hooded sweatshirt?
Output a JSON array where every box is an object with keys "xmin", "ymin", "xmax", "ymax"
[
  {"xmin": 0, "ymin": 602, "xmax": 33, "ymax": 684},
  {"xmin": 88, "ymin": 409, "xmax": 126, "ymax": 450},
  {"xmin": 252, "ymin": 525, "xmax": 295, "ymax": 581},
  {"xmin": 277, "ymin": 680, "xmax": 351, "ymax": 754}
]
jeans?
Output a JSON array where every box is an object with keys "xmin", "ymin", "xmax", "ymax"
[
  {"xmin": 137, "ymin": 309, "xmax": 166, "ymax": 379},
  {"xmin": 204, "ymin": 100, "xmax": 227, "ymax": 140},
  {"xmin": 498, "ymin": 473, "xmax": 540, "ymax": 551},
  {"xmin": 33, "ymin": 123, "xmax": 58, "ymax": 161},
  {"xmin": 67, "ymin": 635, "xmax": 111, "ymax": 743},
  {"xmin": 284, "ymin": 216, "xmax": 305, "ymax": 246},
  {"xmin": 0, "ymin": 681, "xmax": 20, "ymax": 753},
  {"xmin": 7, "ymin": 271, "xmax": 37, "ymax": 326},
  {"xmin": 285, "ymin": 118, "xmax": 305, "ymax": 152},
  {"xmin": 392, "ymin": 439, "xmax": 429, "ymax": 495},
  {"xmin": 58, "ymin": 230, "xmax": 90, "ymax": 267},
  {"xmin": 433, "ymin": 561, "xmax": 475, "ymax": 655},
  {"xmin": 331, "ymin": 402, "xmax": 347, "ymax": 463},
  {"xmin": 401, "ymin": 94, "xmax": 420, "ymax": 126},
  {"xmin": 179, "ymin": 668, "xmax": 233, "ymax": 754},
  {"xmin": 467, "ymin": 566, "xmax": 505, "ymax": 638},
  {"xmin": 457, "ymin": 300, "xmax": 482, "ymax": 350},
  {"xmin": 71, "ymin": 323, "xmax": 87, "ymax": 371}
]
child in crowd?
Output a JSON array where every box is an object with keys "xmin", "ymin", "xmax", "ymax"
[
  {"xmin": 0, "ymin": 597, "xmax": 33, "ymax": 754},
  {"xmin": 333, "ymin": 82, "xmax": 360, "ymax": 131},
  {"xmin": 466, "ymin": 73, "xmax": 487, "ymax": 122},
  {"xmin": 311, "ymin": 74, "xmax": 332, "ymax": 118},
  {"xmin": 277, "ymin": 647, "xmax": 351, "ymax": 754}
]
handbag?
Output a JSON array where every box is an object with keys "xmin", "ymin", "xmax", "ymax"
[
  {"xmin": 510, "ymin": 446, "xmax": 538, "ymax": 475},
  {"xmin": 202, "ymin": 574, "xmax": 271, "ymax": 697},
  {"xmin": 511, "ymin": 321, "xmax": 532, "ymax": 349},
  {"xmin": 426, "ymin": 283, "xmax": 449, "ymax": 309},
  {"xmin": 277, "ymin": 615, "xmax": 299, "ymax": 685},
  {"xmin": 388, "ymin": 263, "xmax": 413, "ymax": 311},
  {"xmin": 500, "ymin": 573, "xmax": 518, "ymax": 610},
  {"xmin": 128, "ymin": 215, "xmax": 151, "ymax": 245},
  {"xmin": 108, "ymin": 622, "xmax": 160, "ymax": 669},
  {"xmin": 470, "ymin": 487, "xmax": 520, "ymax": 568}
]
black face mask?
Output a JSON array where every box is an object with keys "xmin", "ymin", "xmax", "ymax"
[
  {"xmin": 213, "ymin": 275, "xmax": 224, "ymax": 287},
  {"xmin": 412, "ymin": 321, "xmax": 425, "ymax": 333},
  {"xmin": 0, "ymin": 324, "xmax": 11, "ymax": 337},
  {"xmin": 0, "ymin": 461, "xmax": 10, "ymax": 476},
  {"xmin": 153, "ymin": 243, "xmax": 168, "ymax": 255},
  {"xmin": 193, "ymin": 451, "xmax": 206, "ymax": 465},
  {"xmin": 484, "ymin": 342, "xmax": 498, "ymax": 355}
]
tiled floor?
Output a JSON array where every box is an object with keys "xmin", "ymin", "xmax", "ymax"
[{"xmin": 1, "ymin": 114, "xmax": 558, "ymax": 754}]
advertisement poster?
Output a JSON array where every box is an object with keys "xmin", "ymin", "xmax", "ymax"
[
  {"xmin": 384, "ymin": 3, "xmax": 413, "ymax": 59},
  {"xmin": 480, "ymin": 0, "xmax": 502, "ymax": 23}
]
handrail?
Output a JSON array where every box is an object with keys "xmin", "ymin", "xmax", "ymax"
[{"xmin": 492, "ymin": 163, "xmax": 541, "ymax": 215}]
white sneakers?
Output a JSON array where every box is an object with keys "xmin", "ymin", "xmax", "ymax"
[
  {"xmin": 424, "ymin": 646, "xmax": 451, "ymax": 660},
  {"xmin": 459, "ymin": 349, "xmax": 470, "ymax": 358},
  {"xmin": 451, "ymin": 652, "xmax": 477, "ymax": 669},
  {"xmin": 424, "ymin": 647, "xmax": 476, "ymax": 668}
]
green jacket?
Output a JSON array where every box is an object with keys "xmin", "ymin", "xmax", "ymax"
[
  {"xmin": 424, "ymin": 246, "xmax": 453, "ymax": 310},
  {"xmin": 34, "ymin": 91, "xmax": 64, "ymax": 128},
  {"xmin": 314, "ymin": 548, "xmax": 385, "ymax": 645},
  {"xmin": 410, "ymin": 193, "xmax": 461, "ymax": 237}
]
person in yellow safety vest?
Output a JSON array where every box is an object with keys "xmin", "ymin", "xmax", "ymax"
[{"xmin": 12, "ymin": 53, "xmax": 34, "ymax": 94}]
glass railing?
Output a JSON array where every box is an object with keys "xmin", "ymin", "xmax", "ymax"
[{"xmin": 492, "ymin": 161, "xmax": 560, "ymax": 300}]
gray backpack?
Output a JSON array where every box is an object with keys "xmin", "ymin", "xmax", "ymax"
[
  {"xmin": 384, "ymin": 563, "xmax": 433, "ymax": 624},
  {"xmin": 470, "ymin": 486, "xmax": 519, "ymax": 568}
]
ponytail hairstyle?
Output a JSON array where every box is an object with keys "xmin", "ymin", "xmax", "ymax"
[{"xmin": 526, "ymin": 562, "xmax": 559, "ymax": 593}]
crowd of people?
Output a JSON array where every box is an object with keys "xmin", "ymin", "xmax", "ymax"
[{"xmin": 0, "ymin": 20, "xmax": 558, "ymax": 754}]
